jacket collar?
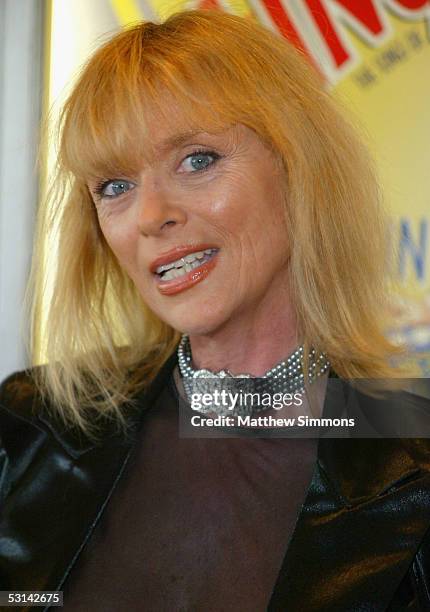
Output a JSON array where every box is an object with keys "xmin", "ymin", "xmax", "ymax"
[
  {"xmin": 269, "ymin": 435, "xmax": 430, "ymax": 611},
  {"xmin": 317, "ymin": 434, "xmax": 424, "ymax": 506},
  {"xmin": 316, "ymin": 379, "xmax": 426, "ymax": 506},
  {"xmin": 37, "ymin": 351, "xmax": 179, "ymax": 459}
]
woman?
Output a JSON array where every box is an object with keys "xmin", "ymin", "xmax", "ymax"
[{"xmin": 1, "ymin": 9, "xmax": 430, "ymax": 611}]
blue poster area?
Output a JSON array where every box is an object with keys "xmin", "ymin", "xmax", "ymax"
[{"xmin": 389, "ymin": 216, "xmax": 430, "ymax": 375}]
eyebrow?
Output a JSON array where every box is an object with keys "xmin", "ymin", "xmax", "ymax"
[{"xmin": 156, "ymin": 129, "xmax": 221, "ymax": 154}]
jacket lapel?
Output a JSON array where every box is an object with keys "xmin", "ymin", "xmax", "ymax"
[
  {"xmin": 50, "ymin": 352, "xmax": 180, "ymax": 593},
  {"xmin": 268, "ymin": 381, "xmax": 430, "ymax": 611},
  {"xmin": 0, "ymin": 352, "xmax": 178, "ymax": 599}
]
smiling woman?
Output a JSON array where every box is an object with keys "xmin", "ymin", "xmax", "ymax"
[
  {"xmin": 1, "ymin": 9, "xmax": 430, "ymax": 612},
  {"xmin": 27, "ymin": 8, "xmax": 401, "ymax": 434}
]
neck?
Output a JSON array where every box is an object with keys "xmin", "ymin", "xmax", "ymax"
[{"xmin": 188, "ymin": 293, "xmax": 299, "ymax": 377}]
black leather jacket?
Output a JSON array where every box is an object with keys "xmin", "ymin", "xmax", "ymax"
[{"xmin": 1, "ymin": 353, "xmax": 430, "ymax": 611}]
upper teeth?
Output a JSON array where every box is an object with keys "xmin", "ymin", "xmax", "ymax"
[{"xmin": 156, "ymin": 249, "xmax": 216, "ymax": 274}]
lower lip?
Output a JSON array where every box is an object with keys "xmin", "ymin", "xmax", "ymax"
[{"xmin": 155, "ymin": 252, "xmax": 219, "ymax": 296}]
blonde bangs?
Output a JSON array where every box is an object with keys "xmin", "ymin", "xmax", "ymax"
[
  {"xmin": 58, "ymin": 10, "xmax": 304, "ymax": 183},
  {"xmin": 60, "ymin": 74, "xmax": 234, "ymax": 183}
]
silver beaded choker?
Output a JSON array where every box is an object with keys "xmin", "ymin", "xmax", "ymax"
[{"xmin": 177, "ymin": 334, "xmax": 330, "ymax": 416}]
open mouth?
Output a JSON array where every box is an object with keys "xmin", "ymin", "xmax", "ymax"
[{"xmin": 155, "ymin": 248, "xmax": 219, "ymax": 282}]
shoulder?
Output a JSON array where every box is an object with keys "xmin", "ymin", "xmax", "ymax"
[
  {"xmin": 0, "ymin": 367, "xmax": 59, "ymax": 505},
  {"xmin": 0, "ymin": 368, "xmax": 143, "ymax": 592},
  {"xmin": 0, "ymin": 364, "xmax": 138, "ymax": 512},
  {"xmin": 0, "ymin": 364, "xmax": 76, "ymax": 438},
  {"xmin": 0, "ymin": 367, "xmax": 51, "ymax": 454},
  {"xmin": 0, "ymin": 366, "xmax": 102, "ymax": 481},
  {"xmin": 0, "ymin": 366, "xmax": 47, "ymax": 423},
  {"xmin": 0, "ymin": 354, "xmax": 171, "ymax": 469},
  {"xmin": 0, "ymin": 366, "xmax": 76, "ymax": 445},
  {"xmin": 341, "ymin": 378, "xmax": 430, "ymax": 441}
]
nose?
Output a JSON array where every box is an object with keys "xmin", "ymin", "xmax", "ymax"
[{"xmin": 136, "ymin": 179, "xmax": 186, "ymax": 237}]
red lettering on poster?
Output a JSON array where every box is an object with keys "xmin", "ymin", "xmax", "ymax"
[
  {"xmin": 393, "ymin": 0, "xmax": 428, "ymax": 9},
  {"xmin": 303, "ymin": 0, "xmax": 385, "ymax": 68},
  {"xmin": 259, "ymin": 0, "xmax": 315, "ymax": 63}
]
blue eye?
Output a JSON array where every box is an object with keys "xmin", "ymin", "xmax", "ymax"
[
  {"xmin": 183, "ymin": 150, "xmax": 220, "ymax": 172},
  {"xmin": 95, "ymin": 179, "xmax": 135, "ymax": 199}
]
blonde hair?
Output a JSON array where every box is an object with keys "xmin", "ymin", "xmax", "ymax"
[{"xmin": 27, "ymin": 9, "xmax": 406, "ymax": 437}]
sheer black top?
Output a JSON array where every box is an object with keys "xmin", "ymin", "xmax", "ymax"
[{"xmin": 62, "ymin": 368, "xmax": 319, "ymax": 611}]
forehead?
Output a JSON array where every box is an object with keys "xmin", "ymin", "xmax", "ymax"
[
  {"xmin": 65, "ymin": 82, "xmax": 242, "ymax": 182},
  {"xmin": 136, "ymin": 99, "xmax": 232, "ymax": 159}
]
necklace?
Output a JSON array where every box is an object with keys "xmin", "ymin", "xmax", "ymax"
[{"xmin": 177, "ymin": 334, "xmax": 330, "ymax": 416}]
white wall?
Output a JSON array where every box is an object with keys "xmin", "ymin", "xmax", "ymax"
[{"xmin": 0, "ymin": 0, "xmax": 44, "ymax": 380}]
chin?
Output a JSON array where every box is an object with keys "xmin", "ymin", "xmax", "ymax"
[{"xmin": 162, "ymin": 303, "xmax": 231, "ymax": 338}]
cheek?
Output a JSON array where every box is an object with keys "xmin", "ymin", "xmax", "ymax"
[
  {"xmin": 238, "ymin": 190, "xmax": 289, "ymax": 275},
  {"xmin": 98, "ymin": 217, "xmax": 139, "ymax": 269},
  {"xmin": 211, "ymin": 195, "xmax": 244, "ymax": 226}
]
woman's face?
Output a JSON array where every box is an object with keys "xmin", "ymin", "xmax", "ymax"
[{"xmin": 88, "ymin": 114, "xmax": 291, "ymax": 337}]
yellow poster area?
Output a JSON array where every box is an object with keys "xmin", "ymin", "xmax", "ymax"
[
  {"xmin": 331, "ymin": 11, "xmax": 430, "ymax": 375},
  {"xmin": 107, "ymin": 1, "xmax": 430, "ymax": 373}
]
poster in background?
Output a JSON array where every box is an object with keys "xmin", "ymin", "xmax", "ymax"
[{"xmin": 47, "ymin": 0, "xmax": 430, "ymax": 373}]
